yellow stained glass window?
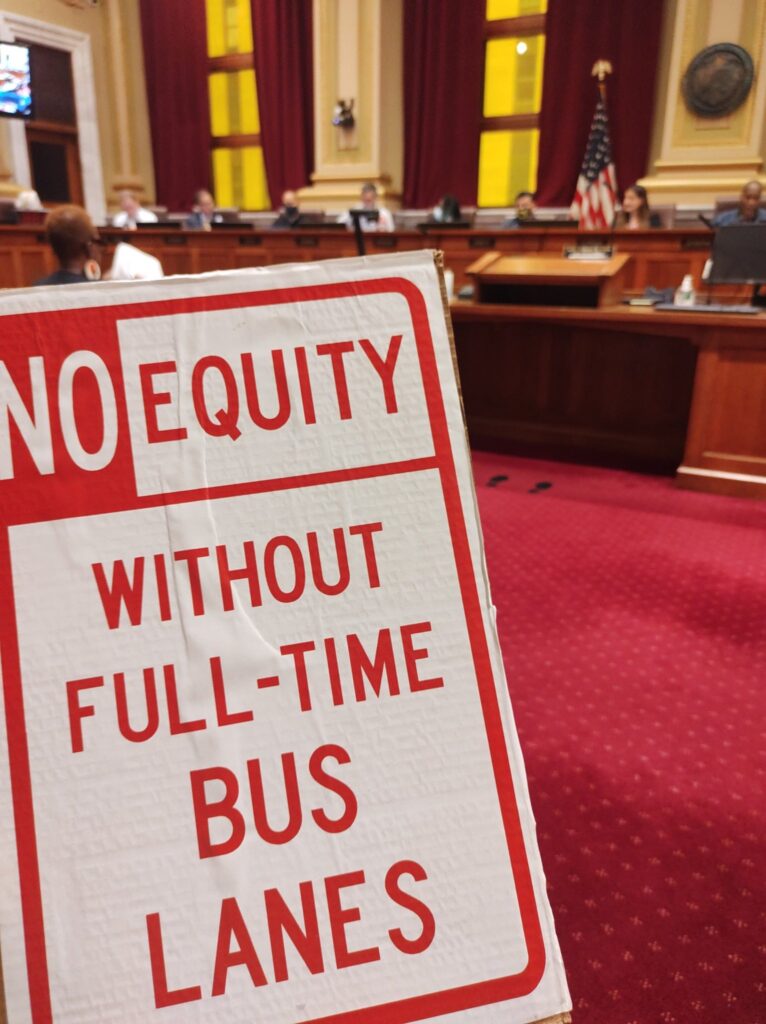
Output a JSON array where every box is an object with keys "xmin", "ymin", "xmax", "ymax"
[
  {"xmin": 209, "ymin": 70, "xmax": 259, "ymax": 136},
  {"xmin": 486, "ymin": 0, "xmax": 547, "ymax": 18},
  {"xmin": 206, "ymin": 0, "xmax": 253, "ymax": 57},
  {"xmin": 212, "ymin": 146, "xmax": 270, "ymax": 210},
  {"xmin": 478, "ymin": 129, "xmax": 539, "ymax": 207},
  {"xmin": 483, "ymin": 34, "xmax": 545, "ymax": 117}
]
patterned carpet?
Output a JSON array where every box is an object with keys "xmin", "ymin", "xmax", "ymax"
[{"xmin": 472, "ymin": 451, "xmax": 766, "ymax": 1024}]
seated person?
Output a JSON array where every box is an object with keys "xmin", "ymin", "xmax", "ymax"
[
  {"xmin": 185, "ymin": 188, "xmax": 218, "ymax": 229},
  {"xmin": 338, "ymin": 182, "xmax": 394, "ymax": 232},
  {"xmin": 430, "ymin": 194, "xmax": 462, "ymax": 224},
  {"xmin": 712, "ymin": 180, "xmax": 766, "ymax": 226},
  {"xmin": 112, "ymin": 190, "xmax": 158, "ymax": 229},
  {"xmin": 34, "ymin": 205, "xmax": 102, "ymax": 286},
  {"xmin": 15, "ymin": 189, "xmax": 44, "ymax": 213},
  {"xmin": 272, "ymin": 189, "xmax": 302, "ymax": 229},
  {"xmin": 613, "ymin": 184, "xmax": 661, "ymax": 229},
  {"xmin": 504, "ymin": 191, "xmax": 536, "ymax": 228}
]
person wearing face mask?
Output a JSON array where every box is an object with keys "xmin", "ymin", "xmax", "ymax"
[
  {"xmin": 34, "ymin": 205, "xmax": 102, "ymax": 286},
  {"xmin": 503, "ymin": 191, "xmax": 537, "ymax": 228},
  {"xmin": 272, "ymin": 189, "xmax": 302, "ymax": 229},
  {"xmin": 431, "ymin": 194, "xmax": 462, "ymax": 224}
]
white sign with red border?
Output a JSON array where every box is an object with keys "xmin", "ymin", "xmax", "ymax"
[{"xmin": 0, "ymin": 252, "xmax": 570, "ymax": 1023}]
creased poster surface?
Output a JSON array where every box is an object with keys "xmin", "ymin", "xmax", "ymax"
[{"xmin": 0, "ymin": 252, "xmax": 570, "ymax": 1024}]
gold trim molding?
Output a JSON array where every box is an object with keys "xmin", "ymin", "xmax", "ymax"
[{"xmin": 653, "ymin": 158, "xmax": 763, "ymax": 172}]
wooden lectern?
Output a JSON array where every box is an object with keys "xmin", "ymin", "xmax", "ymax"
[{"xmin": 467, "ymin": 252, "xmax": 631, "ymax": 308}]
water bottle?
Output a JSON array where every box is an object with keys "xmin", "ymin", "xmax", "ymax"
[{"xmin": 674, "ymin": 274, "xmax": 696, "ymax": 307}]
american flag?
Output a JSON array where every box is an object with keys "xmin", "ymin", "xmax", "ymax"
[{"xmin": 570, "ymin": 95, "xmax": 617, "ymax": 229}]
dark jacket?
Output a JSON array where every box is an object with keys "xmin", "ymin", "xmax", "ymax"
[{"xmin": 33, "ymin": 269, "xmax": 89, "ymax": 286}]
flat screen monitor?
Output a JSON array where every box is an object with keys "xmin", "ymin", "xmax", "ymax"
[
  {"xmin": 349, "ymin": 209, "xmax": 379, "ymax": 223},
  {"xmin": 294, "ymin": 211, "xmax": 324, "ymax": 226},
  {"xmin": 137, "ymin": 221, "xmax": 182, "ymax": 230},
  {"xmin": 417, "ymin": 221, "xmax": 473, "ymax": 230},
  {"xmin": 709, "ymin": 224, "xmax": 766, "ymax": 284},
  {"xmin": 520, "ymin": 218, "xmax": 581, "ymax": 228},
  {"xmin": 0, "ymin": 43, "xmax": 32, "ymax": 119}
]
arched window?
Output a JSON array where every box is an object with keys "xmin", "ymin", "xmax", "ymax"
[
  {"xmin": 477, "ymin": 0, "xmax": 547, "ymax": 207},
  {"xmin": 205, "ymin": 0, "xmax": 270, "ymax": 209}
]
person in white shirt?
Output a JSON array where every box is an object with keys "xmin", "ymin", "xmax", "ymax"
[
  {"xmin": 338, "ymin": 182, "xmax": 395, "ymax": 232},
  {"xmin": 112, "ymin": 191, "xmax": 158, "ymax": 229}
]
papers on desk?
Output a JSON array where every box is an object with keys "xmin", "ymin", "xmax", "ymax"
[
  {"xmin": 564, "ymin": 250, "xmax": 611, "ymax": 260},
  {"xmin": 109, "ymin": 242, "xmax": 164, "ymax": 280}
]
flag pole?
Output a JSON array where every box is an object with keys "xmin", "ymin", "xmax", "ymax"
[
  {"xmin": 591, "ymin": 59, "xmax": 613, "ymax": 101},
  {"xmin": 570, "ymin": 60, "xmax": 618, "ymax": 229}
]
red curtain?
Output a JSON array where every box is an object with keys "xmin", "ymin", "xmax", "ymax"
[
  {"xmin": 139, "ymin": 0, "xmax": 211, "ymax": 212},
  {"xmin": 536, "ymin": 0, "xmax": 665, "ymax": 206},
  {"xmin": 403, "ymin": 1, "xmax": 485, "ymax": 208},
  {"xmin": 251, "ymin": 0, "xmax": 314, "ymax": 208}
]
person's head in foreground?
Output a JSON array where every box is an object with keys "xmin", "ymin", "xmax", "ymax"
[{"xmin": 41, "ymin": 205, "xmax": 101, "ymax": 283}]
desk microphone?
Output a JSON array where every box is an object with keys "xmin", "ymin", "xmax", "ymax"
[{"xmin": 697, "ymin": 213, "xmax": 715, "ymax": 229}]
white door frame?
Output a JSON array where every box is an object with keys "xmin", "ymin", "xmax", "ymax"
[{"xmin": 0, "ymin": 10, "xmax": 106, "ymax": 222}]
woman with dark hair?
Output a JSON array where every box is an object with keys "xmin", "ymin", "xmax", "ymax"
[
  {"xmin": 432, "ymin": 194, "xmax": 462, "ymax": 223},
  {"xmin": 613, "ymin": 184, "xmax": 661, "ymax": 230}
]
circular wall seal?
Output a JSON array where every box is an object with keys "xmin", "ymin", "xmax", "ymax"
[{"xmin": 682, "ymin": 43, "xmax": 754, "ymax": 118}]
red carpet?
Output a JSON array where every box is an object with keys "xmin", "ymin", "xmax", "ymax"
[{"xmin": 472, "ymin": 452, "xmax": 766, "ymax": 1024}]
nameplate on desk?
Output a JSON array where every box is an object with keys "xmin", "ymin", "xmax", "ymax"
[
  {"xmin": 563, "ymin": 247, "xmax": 613, "ymax": 261},
  {"xmin": 469, "ymin": 236, "xmax": 496, "ymax": 249},
  {"xmin": 373, "ymin": 236, "xmax": 397, "ymax": 248},
  {"xmin": 295, "ymin": 235, "xmax": 319, "ymax": 247},
  {"xmin": 681, "ymin": 237, "xmax": 713, "ymax": 250}
]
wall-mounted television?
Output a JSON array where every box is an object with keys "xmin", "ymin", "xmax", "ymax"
[{"xmin": 0, "ymin": 42, "xmax": 33, "ymax": 119}]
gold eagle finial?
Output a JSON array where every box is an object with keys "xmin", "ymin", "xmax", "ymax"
[{"xmin": 591, "ymin": 60, "xmax": 614, "ymax": 82}]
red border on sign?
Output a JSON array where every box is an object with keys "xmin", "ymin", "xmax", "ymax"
[{"xmin": 0, "ymin": 276, "xmax": 547, "ymax": 1023}]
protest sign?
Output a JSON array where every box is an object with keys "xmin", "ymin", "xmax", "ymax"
[{"xmin": 0, "ymin": 252, "xmax": 570, "ymax": 1023}]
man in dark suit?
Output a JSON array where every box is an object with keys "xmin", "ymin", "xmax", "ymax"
[
  {"xmin": 185, "ymin": 189, "xmax": 221, "ymax": 229},
  {"xmin": 503, "ymin": 191, "xmax": 536, "ymax": 228},
  {"xmin": 272, "ymin": 189, "xmax": 302, "ymax": 229}
]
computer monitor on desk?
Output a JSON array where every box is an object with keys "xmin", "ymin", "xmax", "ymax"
[
  {"xmin": 709, "ymin": 224, "xmax": 766, "ymax": 305},
  {"xmin": 137, "ymin": 221, "xmax": 181, "ymax": 230},
  {"xmin": 416, "ymin": 221, "xmax": 473, "ymax": 231},
  {"xmin": 518, "ymin": 218, "xmax": 580, "ymax": 228},
  {"xmin": 348, "ymin": 208, "xmax": 379, "ymax": 256},
  {"xmin": 303, "ymin": 220, "xmax": 346, "ymax": 230},
  {"xmin": 709, "ymin": 225, "xmax": 766, "ymax": 280}
]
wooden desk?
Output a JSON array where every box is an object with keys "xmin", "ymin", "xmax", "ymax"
[
  {"xmin": 467, "ymin": 252, "xmax": 631, "ymax": 307},
  {"xmin": 0, "ymin": 224, "xmax": 726, "ymax": 295},
  {"xmin": 2, "ymin": 224, "xmax": 760, "ymax": 496},
  {"xmin": 450, "ymin": 302, "xmax": 766, "ymax": 499}
]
